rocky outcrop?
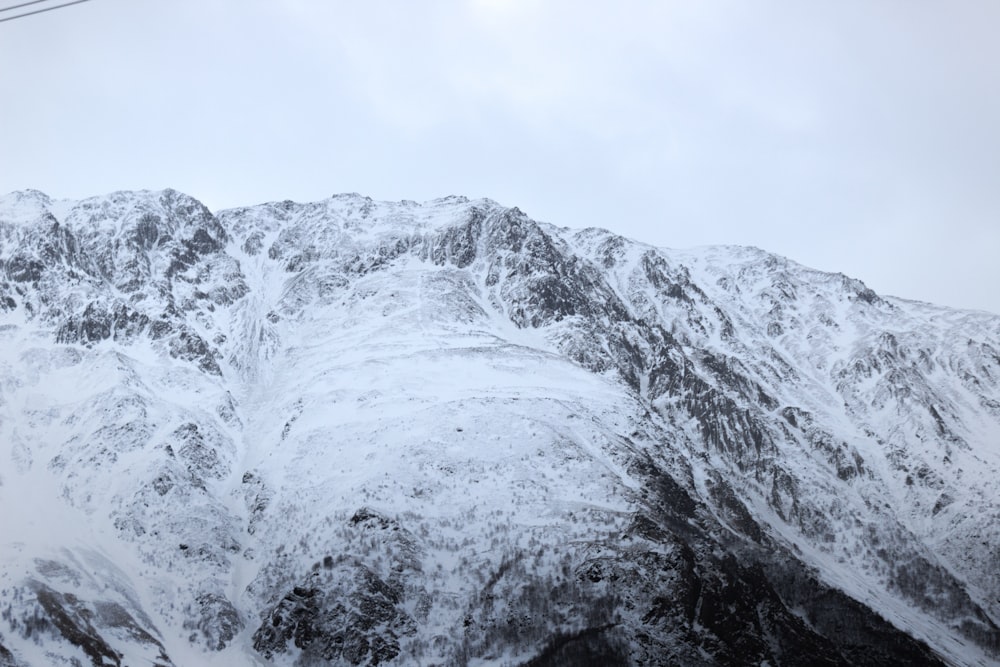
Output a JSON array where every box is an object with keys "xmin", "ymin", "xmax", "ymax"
[{"xmin": 253, "ymin": 562, "xmax": 415, "ymax": 665}]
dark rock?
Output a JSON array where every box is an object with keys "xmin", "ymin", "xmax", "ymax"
[
  {"xmin": 242, "ymin": 471, "xmax": 271, "ymax": 535},
  {"xmin": 252, "ymin": 562, "xmax": 414, "ymax": 665},
  {"xmin": 30, "ymin": 583, "xmax": 121, "ymax": 666},
  {"xmin": 172, "ymin": 423, "xmax": 225, "ymax": 480},
  {"xmin": 425, "ymin": 208, "xmax": 484, "ymax": 268},
  {"xmin": 4, "ymin": 256, "xmax": 44, "ymax": 284},
  {"xmin": 765, "ymin": 559, "xmax": 946, "ymax": 666},
  {"xmin": 151, "ymin": 472, "xmax": 174, "ymax": 496},
  {"xmin": 56, "ymin": 302, "xmax": 150, "ymax": 345},
  {"xmin": 514, "ymin": 625, "xmax": 627, "ymax": 667},
  {"xmin": 183, "ymin": 593, "xmax": 242, "ymax": 651},
  {"xmin": 705, "ymin": 476, "xmax": 764, "ymax": 543},
  {"xmin": 131, "ymin": 213, "xmax": 163, "ymax": 250},
  {"xmin": 25, "ymin": 580, "xmax": 173, "ymax": 667},
  {"xmin": 168, "ymin": 326, "xmax": 222, "ymax": 375},
  {"xmin": 241, "ymin": 231, "xmax": 264, "ymax": 255},
  {"xmin": 0, "ymin": 638, "xmax": 21, "ymax": 667},
  {"xmin": 350, "ymin": 507, "xmax": 394, "ymax": 529}
]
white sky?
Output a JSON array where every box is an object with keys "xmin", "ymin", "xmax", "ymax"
[{"xmin": 2, "ymin": 0, "xmax": 998, "ymax": 313}]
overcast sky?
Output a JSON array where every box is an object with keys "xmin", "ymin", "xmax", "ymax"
[{"xmin": 2, "ymin": 0, "xmax": 998, "ymax": 313}]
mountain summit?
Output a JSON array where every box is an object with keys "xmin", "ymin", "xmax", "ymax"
[{"xmin": 1, "ymin": 189, "xmax": 998, "ymax": 666}]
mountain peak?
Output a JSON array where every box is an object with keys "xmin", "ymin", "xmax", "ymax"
[{"xmin": 0, "ymin": 189, "xmax": 998, "ymax": 666}]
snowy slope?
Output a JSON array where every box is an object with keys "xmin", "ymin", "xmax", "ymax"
[{"xmin": 0, "ymin": 188, "xmax": 998, "ymax": 666}]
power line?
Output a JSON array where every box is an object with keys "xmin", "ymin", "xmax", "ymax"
[
  {"xmin": 0, "ymin": 0, "xmax": 58, "ymax": 12},
  {"xmin": 0, "ymin": 0, "xmax": 93, "ymax": 24}
]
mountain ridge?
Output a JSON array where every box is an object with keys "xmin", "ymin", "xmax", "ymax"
[{"xmin": 0, "ymin": 188, "xmax": 998, "ymax": 666}]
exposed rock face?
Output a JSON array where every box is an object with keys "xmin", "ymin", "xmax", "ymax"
[
  {"xmin": 0, "ymin": 189, "xmax": 998, "ymax": 665},
  {"xmin": 253, "ymin": 562, "xmax": 414, "ymax": 665}
]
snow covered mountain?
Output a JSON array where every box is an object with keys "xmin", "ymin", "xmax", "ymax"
[{"xmin": 0, "ymin": 188, "xmax": 998, "ymax": 666}]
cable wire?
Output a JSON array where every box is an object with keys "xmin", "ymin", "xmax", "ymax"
[
  {"xmin": 0, "ymin": 0, "xmax": 93, "ymax": 24},
  {"xmin": 0, "ymin": 0, "xmax": 57, "ymax": 12}
]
